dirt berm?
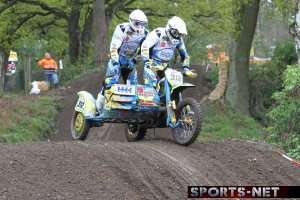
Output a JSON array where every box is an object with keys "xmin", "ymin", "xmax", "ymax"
[{"xmin": 0, "ymin": 65, "xmax": 299, "ymax": 200}]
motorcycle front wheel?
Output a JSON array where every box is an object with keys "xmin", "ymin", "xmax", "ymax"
[
  {"xmin": 172, "ymin": 98, "xmax": 202, "ymax": 146},
  {"xmin": 71, "ymin": 111, "xmax": 91, "ymax": 140},
  {"xmin": 125, "ymin": 123, "xmax": 146, "ymax": 142}
]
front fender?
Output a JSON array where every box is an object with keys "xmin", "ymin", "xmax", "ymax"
[
  {"xmin": 75, "ymin": 91, "xmax": 96, "ymax": 117},
  {"xmin": 171, "ymin": 82, "xmax": 195, "ymax": 95}
]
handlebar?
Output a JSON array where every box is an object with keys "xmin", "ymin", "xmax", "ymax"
[
  {"xmin": 146, "ymin": 61, "xmax": 197, "ymax": 78},
  {"xmin": 148, "ymin": 62, "xmax": 168, "ymax": 71}
]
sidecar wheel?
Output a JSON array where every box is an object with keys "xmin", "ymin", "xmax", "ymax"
[
  {"xmin": 172, "ymin": 98, "xmax": 202, "ymax": 146},
  {"xmin": 71, "ymin": 111, "xmax": 91, "ymax": 140},
  {"xmin": 125, "ymin": 123, "xmax": 146, "ymax": 142}
]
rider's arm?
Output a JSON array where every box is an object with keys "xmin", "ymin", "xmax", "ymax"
[
  {"xmin": 141, "ymin": 29, "xmax": 159, "ymax": 63},
  {"xmin": 133, "ymin": 29, "xmax": 149, "ymax": 64},
  {"xmin": 110, "ymin": 24, "xmax": 126, "ymax": 62},
  {"xmin": 177, "ymin": 40, "xmax": 190, "ymax": 68}
]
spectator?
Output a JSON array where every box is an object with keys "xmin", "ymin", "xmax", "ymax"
[{"xmin": 36, "ymin": 53, "xmax": 58, "ymax": 88}]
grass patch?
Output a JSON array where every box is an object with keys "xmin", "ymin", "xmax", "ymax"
[
  {"xmin": 0, "ymin": 94, "xmax": 62, "ymax": 143},
  {"xmin": 198, "ymin": 101, "xmax": 263, "ymax": 142}
]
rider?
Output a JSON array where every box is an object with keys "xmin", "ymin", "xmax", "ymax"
[
  {"xmin": 104, "ymin": 9, "xmax": 148, "ymax": 87},
  {"xmin": 96, "ymin": 9, "xmax": 148, "ymax": 109},
  {"xmin": 141, "ymin": 16, "xmax": 196, "ymax": 88}
]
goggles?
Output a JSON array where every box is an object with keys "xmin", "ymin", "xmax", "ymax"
[
  {"xmin": 169, "ymin": 29, "xmax": 182, "ymax": 38},
  {"xmin": 132, "ymin": 20, "xmax": 147, "ymax": 27}
]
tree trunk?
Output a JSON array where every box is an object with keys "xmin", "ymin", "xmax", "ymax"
[
  {"xmin": 225, "ymin": 0, "xmax": 260, "ymax": 115},
  {"xmin": 68, "ymin": 0, "xmax": 81, "ymax": 65},
  {"xmin": 24, "ymin": 56, "xmax": 31, "ymax": 93},
  {"xmin": 80, "ymin": 8, "xmax": 93, "ymax": 59},
  {"xmin": 93, "ymin": 0, "xmax": 109, "ymax": 67},
  {"xmin": 0, "ymin": 52, "xmax": 9, "ymax": 94}
]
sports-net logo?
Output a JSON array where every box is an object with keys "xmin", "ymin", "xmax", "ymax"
[{"xmin": 188, "ymin": 186, "xmax": 300, "ymax": 198}]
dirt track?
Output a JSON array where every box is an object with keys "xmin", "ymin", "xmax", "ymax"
[{"xmin": 0, "ymin": 66, "xmax": 300, "ymax": 200}]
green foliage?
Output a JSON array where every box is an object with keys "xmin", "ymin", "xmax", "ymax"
[
  {"xmin": 249, "ymin": 39, "xmax": 297, "ymax": 122},
  {"xmin": 249, "ymin": 61, "xmax": 285, "ymax": 121},
  {"xmin": 271, "ymin": 0, "xmax": 296, "ymax": 21},
  {"xmin": 59, "ymin": 59, "xmax": 101, "ymax": 85},
  {"xmin": 0, "ymin": 0, "xmax": 239, "ymax": 65},
  {"xmin": 198, "ymin": 101, "xmax": 263, "ymax": 142},
  {"xmin": 272, "ymin": 40, "xmax": 297, "ymax": 65},
  {"xmin": 266, "ymin": 65, "xmax": 300, "ymax": 160},
  {"xmin": 205, "ymin": 65, "xmax": 219, "ymax": 89},
  {"xmin": 0, "ymin": 94, "xmax": 61, "ymax": 143}
]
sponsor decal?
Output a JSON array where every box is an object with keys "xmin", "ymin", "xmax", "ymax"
[
  {"xmin": 137, "ymin": 87, "xmax": 154, "ymax": 98},
  {"xmin": 111, "ymin": 104, "xmax": 132, "ymax": 109},
  {"xmin": 121, "ymin": 42, "xmax": 138, "ymax": 52},
  {"xmin": 112, "ymin": 96, "xmax": 133, "ymax": 102},
  {"xmin": 157, "ymin": 48, "xmax": 174, "ymax": 60},
  {"xmin": 139, "ymin": 100, "xmax": 157, "ymax": 107},
  {"xmin": 161, "ymin": 42, "xmax": 165, "ymax": 47},
  {"xmin": 139, "ymin": 103, "xmax": 157, "ymax": 107},
  {"xmin": 139, "ymin": 106, "xmax": 155, "ymax": 111},
  {"xmin": 139, "ymin": 99, "xmax": 155, "ymax": 103},
  {"xmin": 114, "ymin": 84, "xmax": 135, "ymax": 95}
]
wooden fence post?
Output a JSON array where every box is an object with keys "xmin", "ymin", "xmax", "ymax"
[{"xmin": 24, "ymin": 56, "xmax": 31, "ymax": 93}]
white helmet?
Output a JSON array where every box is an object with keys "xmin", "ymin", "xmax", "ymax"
[
  {"xmin": 129, "ymin": 9, "xmax": 148, "ymax": 34},
  {"xmin": 165, "ymin": 16, "xmax": 187, "ymax": 45}
]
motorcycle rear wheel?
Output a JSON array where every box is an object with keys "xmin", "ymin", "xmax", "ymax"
[
  {"xmin": 125, "ymin": 123, "xmax": 146, "ymax": 142},
  {"xmin": 172, "ymin": 98, "xmax": 202, "ymax": 146},
  {"xmin": 71, "ymin": 111, "xmax": 91, "ymax": 140}
]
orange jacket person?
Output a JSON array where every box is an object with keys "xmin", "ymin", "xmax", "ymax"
[{"xmin": 36, "ymin": 53, "xmax": 58, "ymax": 87}]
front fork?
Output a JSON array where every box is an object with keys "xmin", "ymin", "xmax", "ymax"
[{"xmin": 163, "ymin": 79, "xmax": 182, "ymax": 128}]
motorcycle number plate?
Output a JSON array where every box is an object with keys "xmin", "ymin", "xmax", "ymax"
[
  {"xmin": 165, "ymin": 69, "xmax": 183, "ymax": 86},
  {"xmin": 75, "ymin": 96, "xmax": 85, "ymax": 112},
  {"xmin": 114, "ymin": 84, "xmax": 136, "ymax": 96}
]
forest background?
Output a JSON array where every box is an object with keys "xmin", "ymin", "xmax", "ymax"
[{"xmin": 0, "ymin": 0, "xmax": 299, "ymax": 160}]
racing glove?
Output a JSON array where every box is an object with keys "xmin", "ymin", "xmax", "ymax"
[{"xmin": 182, "ymin": 66, "xmax": 197, "ymax": 78}]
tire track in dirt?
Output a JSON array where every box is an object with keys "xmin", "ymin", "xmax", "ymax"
[
  {"xmin": 1, "ymin": 140, "xmax": 299, "ymax": 200},
  {"xmin": 15, "ymin": 65, "xmax": 297, "ymax": 199}
]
